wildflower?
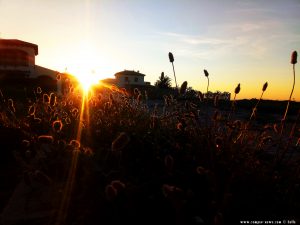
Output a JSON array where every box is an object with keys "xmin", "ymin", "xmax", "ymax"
[
  {"xmin": 291, "ymin": 51, "xmax": 297, "ymax": 64},
  {"xmin": 111, "ymin": 132, "xmax": 130, "ymax": 151}
]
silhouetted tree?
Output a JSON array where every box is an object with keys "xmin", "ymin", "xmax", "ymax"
[{"xmin": 155, "ymin": 72, "xmax": 172, "ymax": 89}]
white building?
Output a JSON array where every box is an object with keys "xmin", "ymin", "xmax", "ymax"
[{"xmin": 114, "ymin": 70, "xmax": 150, "ymax": 88}]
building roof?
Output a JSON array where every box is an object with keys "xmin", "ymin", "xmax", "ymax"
[
  {"xmin": 0, "ymin": 39, "xmax": 38, "ymax": 55},
  {"xmin": 115, "ymin": 70, "xmax": 145, "ymax": 77}
]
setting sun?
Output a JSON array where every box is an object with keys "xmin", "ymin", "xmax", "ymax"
[
  {"xmin": 66, "ymin": 41, "xmax": 106, "ymax": 92},
  {"xmin": 71, "ymin": 69, "xmax": 101, "ymax": 92}
]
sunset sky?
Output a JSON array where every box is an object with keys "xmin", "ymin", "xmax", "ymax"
[{"xmin": 0, "ymin": 0, "xmax": 299, "ymax": 100}]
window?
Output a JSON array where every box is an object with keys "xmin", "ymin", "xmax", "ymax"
[
  {"xmin": 125, "ymin": 77, "xmax": 129, "ymax": 82},
  {"xmin": 134, "ymin": 77, "xmax": 138, "ymax": 82}
]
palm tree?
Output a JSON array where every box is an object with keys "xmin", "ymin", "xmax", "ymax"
[{"xmin": 155, "ymin": 72, "xmax": 172, "ymax": 89}]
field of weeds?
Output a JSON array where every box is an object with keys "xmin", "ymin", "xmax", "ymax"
[
  {"xmin": 0, "ymin": 82, "xmax": 299, "ymax": 225},
  {"xmin": 0, "ymin": 51, "xmax": 299, "ymax": 225}
]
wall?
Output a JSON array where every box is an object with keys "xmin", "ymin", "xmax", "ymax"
[{"xmin": 0, "ymin": 45, "xmax": 36, "ymax": 77}]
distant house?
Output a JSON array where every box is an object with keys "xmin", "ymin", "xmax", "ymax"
[
  {"xmin": 114, "ymin": 70, "xmax": 150, "ymax": 88},
  {"xmin": 0, "ymin": 39, "xmax": 63, "ymax": 93}
]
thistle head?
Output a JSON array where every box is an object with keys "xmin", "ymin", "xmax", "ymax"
[
  {"xmin": 235, "ymin": 83, "xmax": 241, "ymax": 94},
  {"xmin": 262, "ymin": 82, "xmax": 268, "ymax": 92},
  {"xmin": 204, "ymin": 69, "xmax": 209, "ymax": 77},
  {"xmin": 168, "ymin": 52, "xmax": 174, "ymax": 63},
  {"xmin": 291, "ymin": 51, "xmax": 297, "ymax": 64}
]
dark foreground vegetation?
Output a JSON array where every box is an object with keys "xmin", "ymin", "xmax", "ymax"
[{"xmin": 0, "ymin": 82, "xmax": 299, "ymax": 225}]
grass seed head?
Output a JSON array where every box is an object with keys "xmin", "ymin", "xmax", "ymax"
[
  {"xmin": 69, "ymin": 139, "xmax": 81, "ymax": 149},
  {"xmin": 43, "ymin": 94, "xmax": 50, "ymax": 104},
  {"xmin": 262, "ymin": 82, "xmax": 268, "ymax": 92},
  {"xmin": 204, "ymin": 69, "xmax": 209, "ymax": 77},
  {"xmin": 36, "ymin": 87, "xmax": 42, "ymax": 94},
  {"xmin": 168, "ymin": 52, "xmax": 174, "ymax": 63},
  {"xmin": 235, "ymin": 83, "xmax": 241, "ymax": 94},
  {"xmin": 38, "ymin": 135, "xmax": 54, "ymax": 144},
  {"xmin": 49, "ymin": 93, "xmax": 57, "ymax": 107},
  {"xmin": 291, "ymin": 51, "xmax": 298, "ymax": 64},
  {"xmin": 52, "ymin": 120, "xmax": 63, "ymax": 132},
  {"xmin": 28, "ymin": 105, "xmax": 36, "ymax": 116}
]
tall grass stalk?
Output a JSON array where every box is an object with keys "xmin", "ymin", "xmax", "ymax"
[
  {"xmin": 204, "ymin": 69, "xmax": 209, "ymax": 98},
  {"xmin": 169, "ymin": 52, "xmax": 178, "ymax": 89},
  {"xmin": 228, "ymin": 83, "xmax": 240, "ymax": 120},
  {"xmin": 281, "ymin": 51, "xmax": 297, "ymax": 135},
  {"xmin": 236, "ymin": 82, "xmax": 268, "ymax": 144},
  {"xmin": 249, "ymin": 82, "xmax": 268, "ymax": 121}
]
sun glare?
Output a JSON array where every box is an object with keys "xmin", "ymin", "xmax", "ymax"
[
  {"xmin": 73, "ymin": 69, "xmax": 100, "ymax": 92},
  {"xmin": 66, "ymin": 41, "xmax": 108, "ymax": 92}
]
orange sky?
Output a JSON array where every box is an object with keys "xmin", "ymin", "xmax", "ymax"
[{"xmin": 0, "ymin": 0, "xmax": 299, "ymax": 101}]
